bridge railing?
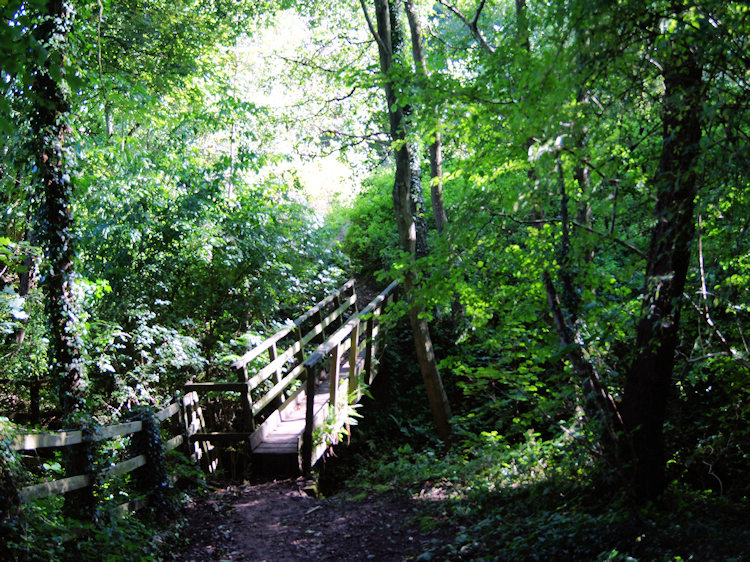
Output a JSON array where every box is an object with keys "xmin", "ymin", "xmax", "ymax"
[
  {"xmin": 300, "ymin": 280, "xmax": 398, "ymax": 472},
  {"xmin": 183, "ymin": 279, "xmax": 359, "ymax": 465}
]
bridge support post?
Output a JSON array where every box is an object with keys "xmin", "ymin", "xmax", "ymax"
[
  {"xmin": 329, "ymin": 343, "xmax": 341, "ymax": 409},
  {"xmin": 301, "ymin": 362, "xmax": 318, "ymax": 474},
  {"xmin": 349, "ymin": 322, "xmax": 360, "ymax": 400},
  {"xmin": 268, "ymin": 343, "xmax": 284, "ymax": 410},
  {"xmin": 237, "ymin": 364, "xmax": 255, "ymax": 433},
  {"xmin": 364, "ymin": 308, "xmax": 379, "ymax": 385}
]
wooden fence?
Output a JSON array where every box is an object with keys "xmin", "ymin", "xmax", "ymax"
[
  {"xmin": 300, "ymin": 280, "xmax": 398, "ymax": 471},
  {"xmin": 4, "ymin": 278, "xmax": 399, "ymax": 510},
  {"xmin": 8, "ymin": 401, "xmax": 183, "ymax": 515}
]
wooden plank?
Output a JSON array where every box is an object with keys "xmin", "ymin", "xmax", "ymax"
[
  {"xmin": 304, "ymin": 309, "xmax": 360, "ymax": 369},
  {"xmin": 239, "ymin": 364, "xmax": 255, "ymax": 433},
  {"xmin": 329, "ymin": 342, "xmax": 341, "ymax": 408},
  {"xmin": 156, "ymin": 401, "xmax": 181, "ymax": 421},
  {"xmin": 358, "ymin": 280, "xmax": 398, "ymax": 317},
  {"xmin": 183, "ymin": 391, "xmax": 217, "ymax": 471},
  {"xmin": 294, "ymin": 279, "xmax": 355, "ymax": 328},
  {"xmin": 247, "ymin": 340, "xmax": 301, "ymax": 390},
  {"xmin": 349, "ymin": 322, "xmax": 360, "ymax": 398},
  {"xmin": 299, "ymin": 294, "xmax": 357, "ymax": 349},
  {"xmin": 95, "ymin": 421, "xmax": 142, "ymax": 441},
  {"xmin": 102, "ymin": 454, "xmax": 147, "ymax": 480},
  {"xmin": 184, "ymin": 382, "xmax": 248, "ymax": 392},
  {"xmin": 166, "ymin": 434, "xmax": 184, "ymax": 451},
  {"xmin": 189, "ymin": 432, "xmax": 251, "ymax": 443},
  {"xmin": 231, "ymin": 279, "xmax": 355, "ymax": 370},
  {"xmin": 253, "ymin": 442, "xmax": 298, "ymax": 454},
  {"xmin": 14, "ymin": 399, "xmax": 189, "ymax": 450},
  {"xmin": 251, "ymin": 363, "xmax": 305, "ymax": 415},
  {"xmin": 269, "ymin": 342, "xmax": 281, "ymax": 379},
  {"xmin": 15, "ymin": 420, "xmax": 143, "ymax": 455},
  {"xmin": 13, "ymin": 430, "xmax": 82, "ymax": 451},
  {"xmin": 364, "ymin": 314, "xmax": 375, "ymax": 382},
  {"xmin": 301, "ymin": 364, "xmax": 317, "ymax": 473},
  {"xmin": 249, "ymin": 409, "xmax": 281, "ymax": 450},
  {"xmin": 231, "ymin": 325, "xmax": 293, "ymax": 369},
  {"xmin": 19, "ymin": 474, "xmax": 91, "ymax": 501}
]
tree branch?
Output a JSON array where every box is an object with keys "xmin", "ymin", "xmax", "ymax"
[
  {"xmin": 359, "ymin": 0, "xmax": 390, "ymax": 56},
  {"xmin": 683, "ymin": 293, "xmax": 750, "ymax": 371},
  {"xmin": 438, "ymin": 0, "xmax": 495, "ymax": 54},
  {"xmin": 570, "ymin": 220, "xmax": 646, "ymax": 258}
]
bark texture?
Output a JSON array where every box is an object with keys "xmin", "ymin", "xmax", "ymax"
[
  {"xmin": 620, "ymin": 39, "xmax": 703, "ymax": 502},
  {"xmin": 404, "ymin": 0, "xmax": 447, "ymax": 235},
  {"xmin": 368, "ymin": 0, "xmax": 452, "ymax": 442}
]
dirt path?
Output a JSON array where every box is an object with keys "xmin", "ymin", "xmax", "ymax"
[{"xmin": 175, "ymin": 479, "xmax": 446, "ymax": 561}]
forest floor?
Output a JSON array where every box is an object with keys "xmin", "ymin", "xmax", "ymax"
[{"xmin": 174, "ymin": 478, "xmax": 448, "ymax": 561}]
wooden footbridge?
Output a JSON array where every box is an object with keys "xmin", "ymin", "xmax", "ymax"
[
  {"xmin": 183, "ymin": 280, "xmax": 398, "ymax": 474},
  {"xmin": 6, "ymin": 280, "xmax": 396, "ymax": 523}
]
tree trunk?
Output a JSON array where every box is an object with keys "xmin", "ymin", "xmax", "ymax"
[
  {"xmin": 366, "ymin": 0, "xmax": 452, "ymax": 442},
  {"xmin": 32, "ymin": 0, "xmax": 85, "ymax": 417},
  {"xmin": 404, "ymin": 0, "xmax": 447, "ymax": 235},
  {"xmin": 31, "ymin": 0, "xmax": 92, "ymax": 518},
  {"xmin": 620, "ymin": 39, "xmax": 703, "ymax": 502}
]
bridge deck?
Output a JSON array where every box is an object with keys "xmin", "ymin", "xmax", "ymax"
[
  {"xmin": 250, "ymin": 351, "xmax": 363, "ymax": 457},
  {"xmin": 183, "ymin": 279, "xmax": 397, "ymax": 474}
]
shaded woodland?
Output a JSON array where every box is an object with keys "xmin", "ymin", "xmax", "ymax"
[{"xmin": 1, "ymin": 0, "xmax": 749, "ymax": 559}]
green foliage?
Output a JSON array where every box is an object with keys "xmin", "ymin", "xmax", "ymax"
[
  {"xmin": 339, "ymin": 172, "xmax": 399, "ymax": 280},
  {"xmin": 313, "ymin": 388, "xmax": 367, "ymax": 450}
]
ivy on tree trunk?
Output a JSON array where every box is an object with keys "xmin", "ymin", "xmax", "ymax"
[
  {"xmin": 31, "ymin": 0, "xmax": 85, "ymax": 417},
  {"xmin": 30, "ymin": 0, "xmax": 93, "ymax": 518},
  {"xmin": 363, "ymin": 0, "xmax": 452, "ymax": 442}
]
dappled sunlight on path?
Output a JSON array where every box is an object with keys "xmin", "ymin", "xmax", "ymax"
[{"xmin": 177, "ymin": 479, "xmax": 446, "ymax": 561}]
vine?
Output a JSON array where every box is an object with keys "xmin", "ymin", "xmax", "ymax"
[{"xmin": 131, "ymin": 407, "xmax": 175, "ymax": 518}]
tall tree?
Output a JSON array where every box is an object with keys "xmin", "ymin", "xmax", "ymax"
[
  {"xmin": 620, "ymin": 27, "xmax": 704, "ymax": 502},
  {"xmin": 404, "ymin": 0, "xmax": 447, "ymax": 235},
  {"xmin": 361, "ymin": 0, "xmax": 452, "ymax": 441},
  {"xmin": 29, "ymin": 0, "xmax": 94, "ymax": 517},
  {"xmin": 30, "ymin": 0, "xmax": 85, "ymax": 417}
]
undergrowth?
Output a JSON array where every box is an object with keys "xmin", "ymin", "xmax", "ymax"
[
  {"xmin": 345, "ymin": 427, "xmax": 750, "ymax": 561},
  {"xmin": 328, "ymin": 325, "xmax": 750, "ymax": 561}
]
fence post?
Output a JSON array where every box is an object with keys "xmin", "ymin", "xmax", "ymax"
[
  {"xmin": 329, "ymin": 343, "xmax": 341, "ymax": 409},
  {"xmin": 334, "ymin": 292, "xmax": 344, "ymax": 328},
  {"xmin": 315, "ymin": 308, "xmax": 325, "ymax": 344},
  {"xmin": 236, "ymin": 364, "xmax": 255, "ymax": 433},
  {"xmin": 132, "ymin": 408, "xmax": 174, "ymax": 517},
  {"xmin": 349, "ymin": 321, "xmax": 360, "ymax": 400},
  {"xmin": 62, "ymin": 421, "xmax": 95, "ymax": 520},
  {"xmin": 364, "ymin": 310, "xmax": 377, "ymax": 385},
  {"xmin": 268, "ymin": 342, "xmax": 284, "ymax": 409}
]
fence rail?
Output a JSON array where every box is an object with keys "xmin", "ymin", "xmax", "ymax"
[
  {"xmin": 9, "ymin": 401, "xmax": 183, "ymax": 509},
  {"xmin": 4, "ymin": 279, "xmax": 398, "ymax": 511},
  {"xmin": 300, "ymin": 280, "xmax": 398, "ymax": 472}
]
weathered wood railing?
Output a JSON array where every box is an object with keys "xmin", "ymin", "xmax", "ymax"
[
  {"xmin": 183, "ymin": 280, "xmax": 358, "ymax": 461},
  {"xmin": 5, "ymin": 279, "xmax": 398, "ymax": 505},
  {"xmin": 300, "ymin": 280, "xmax": 398, "ymax": 472},
  {"xmin": 8, "ymin": 401, "xmax": 183, "ymax": 514}
]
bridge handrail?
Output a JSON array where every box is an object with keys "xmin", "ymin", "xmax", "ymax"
[
  {"xmin": 231, "ymin": 279, "xmax": 356, "ymax": 370},
  {"xmin": 301, "ymin": 280, "xmax": 398, "ymax": 472},
  {"xmin": 184, "ymin": 279, "xmax": 359, "ymax": 456},
  {"xmin": 303, "ymin": 280, "xmax": 398, "ymax": 369}
]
